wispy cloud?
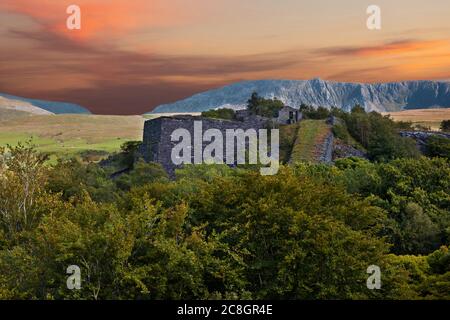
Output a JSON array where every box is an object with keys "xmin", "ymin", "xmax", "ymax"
[
  {"xmin": 315, "ymin": 39, "xmax": 449, "ymax": 57},
  {"xmin": 3, "ymin": 28, "xmax": 304, "ymax": 78}
]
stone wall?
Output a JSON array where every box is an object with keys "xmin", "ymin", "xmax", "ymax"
[
  {"xmin": 141, "ymin": 115, "xmax": 267, "ymax": 176},
  {"xmin": 234, "ymin": 110, "xmax": 271, "ymax": 129},
  {"xmin": 318, "ymin": 132, "xmax": 334, "ymax": 164}
]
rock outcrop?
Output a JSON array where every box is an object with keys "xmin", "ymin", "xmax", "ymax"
[
  {"xmin": 400, "ymin": 131, "xmax": 450, "ymax": 152},
  {"xmin": 150, "ymin": 79, "xmax": 450, "ymax": 114}
]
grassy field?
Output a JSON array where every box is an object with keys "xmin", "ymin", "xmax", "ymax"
[
  {"xmin": 143, "ymin": 112, "xmax": 201, "ymax": 120},
  {"xmin": 0, "ymin": 114, "xmax": 145, "ymax": 159},
  {"xmin": 0, "ymin": 108, "xmax": 33, "ymax": 121},
  {"xmin": 289, "ymin": 120, "xmax": 331, "ymax": 163},
  {"xmin": 383, "ymin": 108, "xmax": 450, "ymax": 130}
]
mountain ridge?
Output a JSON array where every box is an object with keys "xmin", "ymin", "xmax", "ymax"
[
  {"xmin": 150, "ymin": 79, "xmax": 450, "ymax": 114},
  {"xmin": 0, "ymin": 93, "xmax": 91, "ymax": 115}
]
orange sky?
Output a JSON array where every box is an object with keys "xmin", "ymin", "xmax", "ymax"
[{"xmin": 1, "ymin": 0, "xmax": 450, "ymax": 114}]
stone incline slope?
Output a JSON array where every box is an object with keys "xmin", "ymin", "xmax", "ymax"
[{"xmin": 288, "ymin": 119, "xmax": 333, "ymax": 164}]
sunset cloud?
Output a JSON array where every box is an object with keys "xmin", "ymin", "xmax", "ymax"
[
  {"xmin": 1, "ymin": 1, "xmax": 450, "ymax": 114},
  {"xmin": 0, "ymin": 0, "xmax": 186, "ymax": 41},
  {"xmin": 0, "ymin": 27, "xmax": 306, "ymax": 114}
]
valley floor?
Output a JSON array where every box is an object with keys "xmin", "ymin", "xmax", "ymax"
[{"xmin": 382, "ymin": 108, "xmax": 450, "ymax": 130}]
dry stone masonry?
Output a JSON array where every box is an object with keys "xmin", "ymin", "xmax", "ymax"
[{"xmin": 141, "ymin": 108, "xmax": 301, "ymax": 176}]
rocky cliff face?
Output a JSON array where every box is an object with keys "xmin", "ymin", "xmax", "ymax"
[{"xmin": 151, "ymin": 79, "xmax": 450, "ymax": 114}]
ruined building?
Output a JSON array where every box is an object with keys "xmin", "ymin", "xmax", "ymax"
[{"xmin": 141, "ymin": 108, "xmax": 301, "ymax": 175}]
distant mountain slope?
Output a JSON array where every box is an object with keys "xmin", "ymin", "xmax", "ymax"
[
  {"xmin": 0, "ymin": 95, "xmax": 53, "ymax": 115},
  {"xmin": 150, "ymin": 79, "xmax": 450, "ymax": 114},
  {"xmin": 0, "ymin": 93, "xmax": 91, "ymax": 115}
]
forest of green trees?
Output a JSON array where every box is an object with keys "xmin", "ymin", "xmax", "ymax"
[{"xmin": 0, "ymin": 107, "xmax": 449, "ymax": 300}]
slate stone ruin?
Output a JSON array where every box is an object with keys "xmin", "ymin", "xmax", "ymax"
[{"xmin": 141, "ymin": 107, "xmax": 302, "ymax": 176}]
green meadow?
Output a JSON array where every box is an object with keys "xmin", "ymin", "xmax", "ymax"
[{"xmin": 0, "ymin": 114, "xmax": 145, "ymax": 160}]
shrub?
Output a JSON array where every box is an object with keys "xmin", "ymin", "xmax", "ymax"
[
  {"xmin": 426, "ymin": 136, "xmax": 450, "ymax": 160},
  {"xmin": 440, "ymin": 120, "xmax": 450, "ymax": 132},
  {"xmin": 201, "ymin": 108, "xmax": 236, "ymax": 120},
  {"xmin": 247, "ymin": 92, "xmax": 284, "ymax": 117},
  {"xmin": 299, "ymin": 104, "xmax": 330, "ymax": 119}
]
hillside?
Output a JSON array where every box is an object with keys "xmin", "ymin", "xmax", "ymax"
[
  {"xmin": 0, "ymin": 95, "xmax": 54, "ymax": 116},
  {"xmin": 150, "ymin": 79, "xmax": 450, "ymax": 114},
  {"xmin": 0, "ymin": 108, "xmax": 36, "ymax": 121},
  {"xmin": 0, "ymin": 114, "xmax": 144, "ymax": 159},
  {"xmin": 0, "ymin": 93, "xmax": 91, "ymax": 116}
]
